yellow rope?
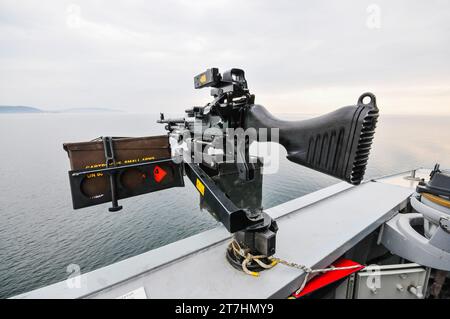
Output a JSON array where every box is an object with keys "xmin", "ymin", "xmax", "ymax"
[
  {"xmin": 228, "ymin": 240, "xmax": 362, "ymax": 296},
  {"xmin": 422, "ymin": 192, "xmax": 450, "ymax": 209},
  {"xmin": 230, "ymin": 240, "xmax": 276, "ymax": 276}
]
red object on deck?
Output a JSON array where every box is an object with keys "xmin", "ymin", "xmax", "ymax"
[
  {"xmin": 293, "ymin": 258, "xmax": 365, "ymax": 298},
  {"xmin": 153, "ymin": 165, "xmax": 167, "ymax": 183}
]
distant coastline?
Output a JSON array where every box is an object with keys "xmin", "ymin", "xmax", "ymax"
[
  {"xmin": 0, "ymin": 106, "xmax": 43, "ymax": 113},
  {"xmin": 0, "ymin": 105, "xmax": 121, "ymax": 114}
]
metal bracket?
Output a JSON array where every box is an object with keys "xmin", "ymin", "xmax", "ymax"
[
  {"xmin": 102, "ymin": 136, "xmax": 122, "ymax": 212},
  {"xmin": 184, "ymin": 161, "xmax": 277, "ymax": 256},
  {"xmin": 184, "ymin": 161, "xmax": 263, "ymax": 233}
]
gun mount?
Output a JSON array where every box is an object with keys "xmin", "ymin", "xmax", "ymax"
[{"xmin": 63, "ymin": 67, "xmax": 379, "ymax": 273}]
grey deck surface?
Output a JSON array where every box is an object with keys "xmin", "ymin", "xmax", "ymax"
[{"xmin": 14, "ymin": 177, "xmax": 417, "ymax": 299}]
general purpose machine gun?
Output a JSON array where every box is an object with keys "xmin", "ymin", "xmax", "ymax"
[{"xmin": 63, "ymin": 68, "xmax": 379, "ymax": 272}]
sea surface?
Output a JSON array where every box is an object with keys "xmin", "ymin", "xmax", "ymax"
[{"xmin": 0, "ymin": 113, "xmax": 449, "ymax": 298}]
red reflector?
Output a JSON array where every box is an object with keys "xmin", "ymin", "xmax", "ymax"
[
  {"xmin": 153, "ymin": 165, "xmax": 167, "ymax": 183},
  {"xmin": 293, "ymin": 258, "xmax": 364, "ymax": 298}
]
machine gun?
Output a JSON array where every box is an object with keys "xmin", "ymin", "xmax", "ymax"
[{"xmin": 63, "ymin": 68, "xmax": 379, "ymax": 272}]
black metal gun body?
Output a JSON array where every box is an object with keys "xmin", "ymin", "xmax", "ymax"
[
  {"xmin": 157, "ymin": 68, "xmax": 379, "ymax": 258},
  {"xmin": 64, "ymin": 67, "xmax": 379, "ymax": 260}
]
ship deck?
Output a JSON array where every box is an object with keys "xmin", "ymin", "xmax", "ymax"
[{"xmin": 14, "ymin": 169, "xmax": 430, "ymax": 299}]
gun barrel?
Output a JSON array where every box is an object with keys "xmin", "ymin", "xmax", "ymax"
[{"xmin": 157, "ymin": 118, "xmax": 185, "ymax": 124}]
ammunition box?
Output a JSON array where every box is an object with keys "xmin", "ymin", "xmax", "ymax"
[
  {"xmin": 63, "ymin": 135, "xmax": 171, "ymax": 170},
  {"xmin": 63, "ymin": 135, "xmax": 174, "ymax": 203}
]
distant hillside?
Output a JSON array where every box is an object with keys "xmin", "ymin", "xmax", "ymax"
[
  {"xmin": 0, "ymin": 105, "xmax": 120, "ymax": 113},
  {"xmin": 0, "ymin": 106, "xmax": 43, "ymax": 113}
]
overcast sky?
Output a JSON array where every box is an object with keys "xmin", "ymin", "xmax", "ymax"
[{"xmin": 1, "ymin": 0, "xmax": 449, "ymax": 114}]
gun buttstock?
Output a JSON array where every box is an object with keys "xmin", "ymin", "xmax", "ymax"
[{"xmin": 245, "ymin": 93, "xmax": 379, "ymax": 185}]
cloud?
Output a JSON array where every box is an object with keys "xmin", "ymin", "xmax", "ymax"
[{"xmin": 0, "ymin": 0, "xmax": 449, "ymax": 114}]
